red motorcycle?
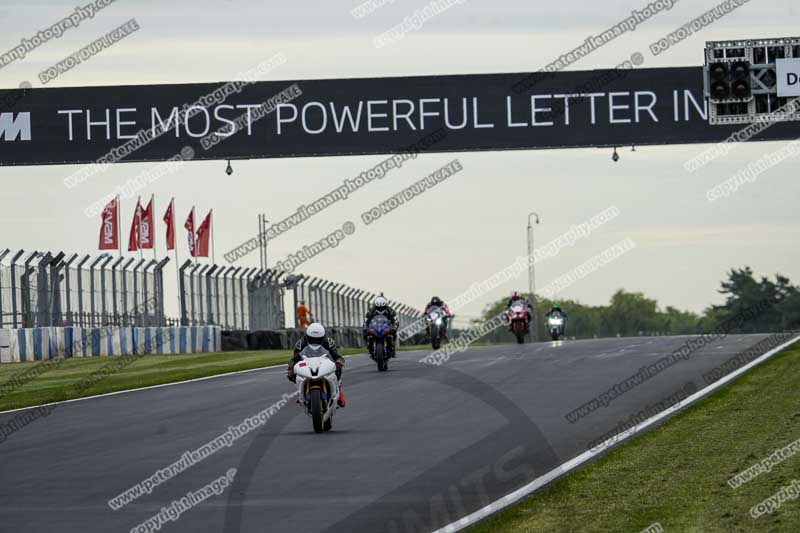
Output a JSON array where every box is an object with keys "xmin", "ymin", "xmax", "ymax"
[{"xmin": 506, "ymin": 302, "xmax": 530, "ymax": 344}]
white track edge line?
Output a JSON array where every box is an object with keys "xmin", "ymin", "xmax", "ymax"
[
  {"xmin": 433, "ymin": 333, "xmax": 800, "ymax": 533},
  {"xmin": 0, "ymin": 353, "xmax": 372, "ymax": 415}
]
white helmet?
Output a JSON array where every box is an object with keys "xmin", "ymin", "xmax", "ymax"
[
  {"xmin": 374, "ymin": 296, "xmax": 387, "ymax": 308},
  {"xmin": 306, "ymin": 323, "xmax": 325, "ymax": 344}
]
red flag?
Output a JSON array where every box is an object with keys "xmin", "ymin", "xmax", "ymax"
[
  {"xmin": 163, "ymin": 199, "xmax": 175, "ymax": 251},
  {"xmin": 139, "ymin": 198, "xmax": 154, "ymax": 249},
  {"xmin": 185, "ymin": 208, "xmax": 196, "ymax": 257},
  {"xmin": 128, "ymin": 200, "xmax": 143, "ymax": 252},
  {"xmin": 196, "ymin": 211, "xmax": 212, "ymax": 257},
  {"xmin": 98, "ymin": 197, "xmax": 118, "ymax": 250}
]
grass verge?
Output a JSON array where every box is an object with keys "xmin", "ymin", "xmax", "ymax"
[
  {"xmin": 0, "ymin": 344, "xmax": 431, "ymax": 412},
  {"xmin": 471, "ymin": 341, "xmax": 800, "ymax": 533}
]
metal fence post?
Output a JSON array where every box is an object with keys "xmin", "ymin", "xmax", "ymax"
[
  {"xmin": 195, "ymin": 265, "xmax": 209, "ymax": 325},
  {"xmin": 140, "ymin": 260, "xmax": 155, "ymax": 326},
  {"xmin": 154, "ymin": 257, "xmax": 170, "ymax": 327},
  {"xmin": 20, "ymin": 252, "xmax": 40, "ymax": 328},
  {"xmin": 306, "ymin": 278, "xmax": 318, "ymax": 324},
  {"xmin": 205, "ymin": 265, "xmax": 217, "ymax": 325},
  {"xmin": 178, "ymin": 260, "xmax": 192, "ymax": 326},
  {"xmin": 98, "ymin": 255, "xmax": 113, "ymax": 325},
  {"xmin": 0, "ymin": 249, "xmax": 10, "ymax": 328},
  {"xmin": 8, "ymin": 250, "xmax": 25, "ymax": 328},
  {"xmin": 350, "ymin": 288, "xmax": 360, "ymax": 326},
  {"xmin": 187, "ymin": 263, "xmax": 202, "ymax": 326},
  {"xmin": 214, "ymin": 266, "xmax": 225, "ymax": 327},
  {"xmin": 329, "ymin": 282, "xmax": 340, "ymax": 326},
  {"xmin": 110, "ymin": 256, "xmax": 124, "ymax": 324},
  {"xmin": 88, "ymin": 255, "xmax": 105, "ymax": 327},
  {"xmin": 35, "ymin": 252, "xmax": 53, "ymax": 327},
  {"xmin": 234, "ymin": 268, "xmax": 245, "ymax": 330},
  {"xmin": 246, "ymin": 269, "xmax": 258, "ymax": 329},
  {"xmin": 272, "ymin": 270, "xmax": 286, "ymax": 329},
  {"xmin": 131, "ymin": 259, "xmax": 146, "ymax": 327},
  {"xmin": 48, "ymin": 252, "xmax": 67, "ymax": 326},
  {"xmin": 322, "ymin": 280, "xmax": 333, "ymax": 325},
  {"xmin": 342, "ymin": 287, "xmax": 353, "ymax": 326},
  {"xmin": 335, "ymin": 284, "xmax": 346, "ymax": 327},
  {"xmin": 73, "ymin": 255, "xmax": 90, "ymax": 327},
  {"xmin": 120, "ymin": 258, "xmax": 135, "ymax": 325}
]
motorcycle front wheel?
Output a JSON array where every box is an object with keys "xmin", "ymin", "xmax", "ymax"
[
  {"xmin": 310, "ymin": 388, "xmax": 324, "ymax": 433},
  {"xmin": 431, "ymin": 324, "xmax": 440, "ymax": 350},
  {"xmin": 512, "ymin": 322, "xmax": 525, "ymax": 344},
  {"xmin": 375, "ymin": 342, "xmax": 388, "ymax": 372}
]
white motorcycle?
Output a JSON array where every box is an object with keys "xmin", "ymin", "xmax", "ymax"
[
  {"xmin": 293, "ymin": 344, "xmax": 341, "ymax": 433},
  {"xmin": 547, "ymin": 315, "xmax": 565, "ymax": 341},
  {"xmin": 426, "ymin": 305, "xmax": 446, "ymax": 350}
]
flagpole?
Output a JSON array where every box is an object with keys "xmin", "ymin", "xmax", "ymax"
[
  {"xmin": 210, "ymin": 209, "xmax": 215, "ymax": 265},
  {"xmin": 172, "ymin": 198, "xmax": 181, "ymax": 322},
  {"xmin": 151, "ymin": 193, "xmax": 157, "ymax": 261},
  {"xmin": 192, "ymin": 206, "xmax": 198, "ymax": 267},
  {"xmin": 116, "ymin": 195, "xmax": 122, "ymax": 258},
  {"xmin": 137, "ymin": 195, "xmax": 143, "ymax": 262}
]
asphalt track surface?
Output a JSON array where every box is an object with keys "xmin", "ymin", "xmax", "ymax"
[{"xmin": 0, "ymin": 334, "xmax": 782, "ymax": 533}]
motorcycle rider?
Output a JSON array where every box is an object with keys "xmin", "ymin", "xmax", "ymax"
[
  {"xmin": 287, "ymin": 323, "xmax": 346, "ymax": 408},
  {"xmin": 545, "ymin": 303, "xmax": 567, "ymax": 322},
  {"xmin": 504, "ymin": 291, "xmax": 533, "ymax": 331},
  {"xmin": 363, "ymin": 296, "xmax": 399, "ymax": 357},
  {"xmin": 423, "ymin": 296, "xmax": 452, "ymax": 339}
]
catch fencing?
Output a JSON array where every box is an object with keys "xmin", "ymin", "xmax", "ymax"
[
  {"xmin": 179, "ymin": 265, "xmax": 421, "ymax": 331},
  {"xmin": 0, "ymin": 249, "xmax": 168, "ymax": 328},
  {"xmin": 0, "ymin": 249, "xmax": 421, "ymax": 333}
]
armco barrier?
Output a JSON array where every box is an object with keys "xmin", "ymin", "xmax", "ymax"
[
  {"xmin": 219, "ymin": 327, "xmax": 429, "ymax": 351},
  {"xmin": 0, "ymin": 326, "xmax": 221, "ymax": 363},
  {"xmin": 221, "ymin": 327, "xmax": 367, "ymax": 351}
]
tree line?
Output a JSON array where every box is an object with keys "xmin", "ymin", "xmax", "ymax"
[{"xmin": 474, "ymin": 267, "xmax": 800, "ymax": 341}]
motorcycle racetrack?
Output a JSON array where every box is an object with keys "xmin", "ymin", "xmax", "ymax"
[{"xmin": 0, "ymin": 334, "xmax": 787, "ymax": 533}]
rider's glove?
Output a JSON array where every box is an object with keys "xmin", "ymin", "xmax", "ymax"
[
  {"xmin": 335, "ymin": 359, "xmax": 345, "ymax": 368},
  {"xmin": 335, "ymin": 358, "xmax": 344, "ymax": 379}
]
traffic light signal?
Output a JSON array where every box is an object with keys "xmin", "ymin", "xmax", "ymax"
[
  {"xmin": 705, "ymin": 37, "xmax": 800, "ymax": 125},
  {"xmin": 708, "ymin": 60, "xmax": 751, "ymax": 102},
  {"xmin": 731, "ymin": 61, "xmax": 751, "ymax": 98},
  {"xmin": 709, "ymin": 62, "xmax": 730, "ymax": 99}
]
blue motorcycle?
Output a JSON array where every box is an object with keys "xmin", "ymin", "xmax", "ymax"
[{"xmin": 366, "ymin": 315, "xmax": 394, "ymax": 372}]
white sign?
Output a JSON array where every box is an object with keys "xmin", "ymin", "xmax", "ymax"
[{"xmin": 777, "ymin": 58, "xmax": 800, "ymax": 97}]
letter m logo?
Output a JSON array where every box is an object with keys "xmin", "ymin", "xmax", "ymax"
[{"xmin": 0, "ymin": 112, "xmax": 31, "ymax": 141}]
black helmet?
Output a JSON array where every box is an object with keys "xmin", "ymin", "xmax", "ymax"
[{"xmin": 431, "ymin": 296, "xmax": 443, "ymax": 306}]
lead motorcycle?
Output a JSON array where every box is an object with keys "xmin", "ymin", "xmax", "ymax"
[
  {"xmin": 426, "ymin": 305, "xmax": 446, "ymax": 350},
  {"xmin": 547, "ymin": 315, "xmax": 565, "ymax": 341},
  {"xmin": 293, "ymin": 344, "xmax": 342, "ymax": 433},
  {"xmin": 506, "ymin": 302, "xmax": 530, "ymax": 344},
  {"xmin": 366, "ymin": 315, "xmax": 394, "ymax": 372}
]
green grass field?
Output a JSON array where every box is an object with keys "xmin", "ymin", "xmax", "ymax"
[
  {"xmin": 471, "ymin": 341, "xmax": 800, "ymax": 533},
  {"xmin": 0, "ymin": 344, "xmax": 432, "ymax": 412}
]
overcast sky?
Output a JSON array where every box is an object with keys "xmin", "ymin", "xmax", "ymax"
[{"xmin": 1, "ymin": 0, "xmax": 798, "ymax": 326}]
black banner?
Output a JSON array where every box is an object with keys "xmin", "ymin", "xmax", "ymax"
[{"xmin": 1, "ymin": 66, "xmax": 799, "ymax": 166}]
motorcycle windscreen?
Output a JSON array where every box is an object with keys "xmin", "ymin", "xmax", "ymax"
[
  {"xmin": 299, "ymin": 346, "xmax": 330, "ymax": 358},
  {"xmin": 369, "ymin": 316, "xmax": 389, "ymax": 329}
]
